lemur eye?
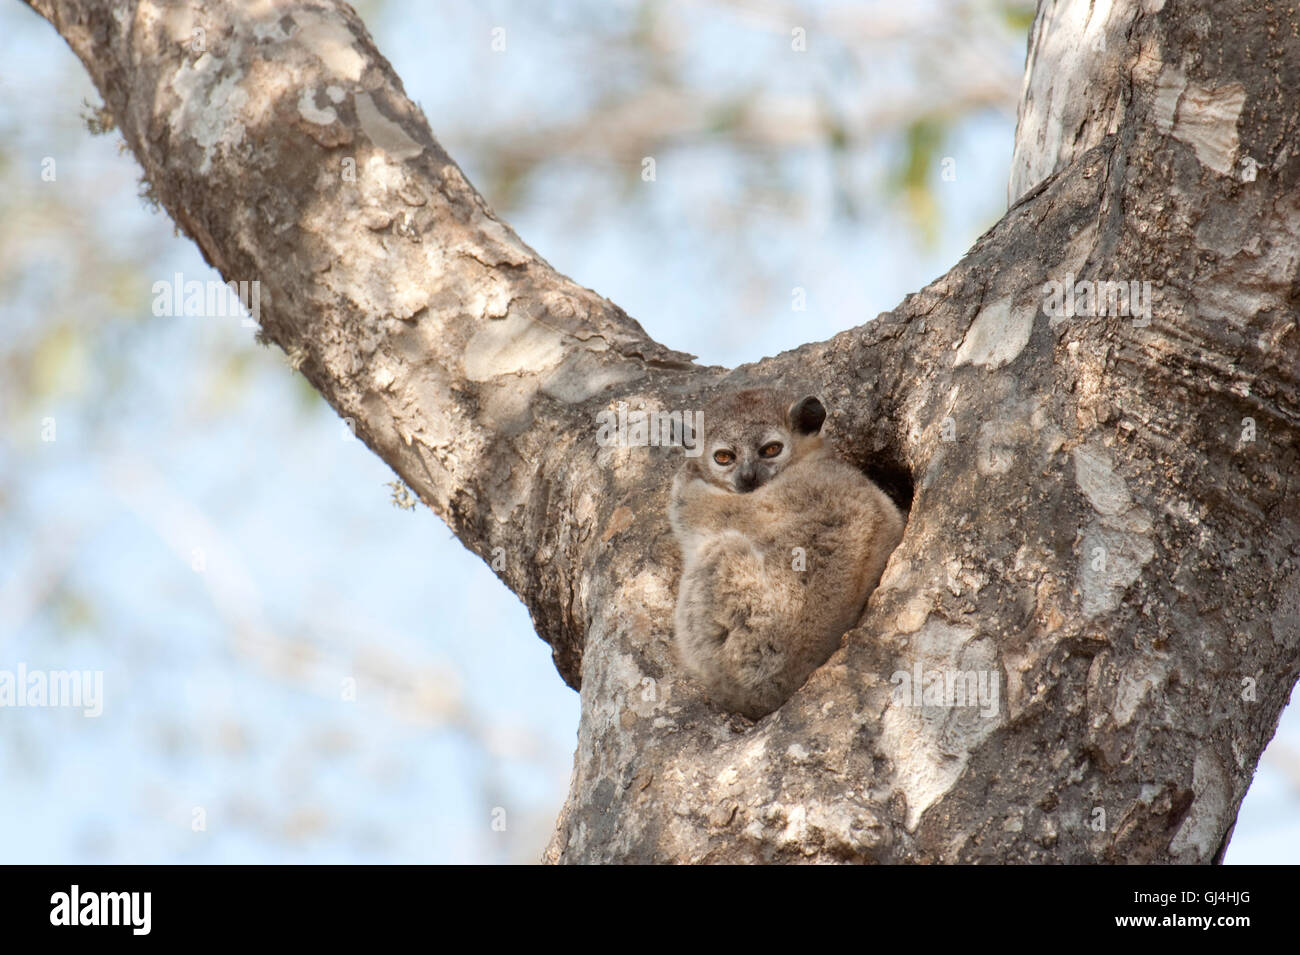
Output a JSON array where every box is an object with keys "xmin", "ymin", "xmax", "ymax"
[
  {"xmin": 759, "ymin": 442, "xmax": 784, "ymax": 458},
  {"xmin": 713, "ymin": 449, "xmax": 736, "ymax": 466}
]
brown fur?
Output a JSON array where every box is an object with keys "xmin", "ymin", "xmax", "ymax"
[{"xmin": 669, "ymin": 389, "xmax": 904, "ymax": 718}]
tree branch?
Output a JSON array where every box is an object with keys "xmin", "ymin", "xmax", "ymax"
[
  {"xmin": 20, "ymin": 0, "xmax": 1300, "ymax": 863},
  {"xmin": 21, "ymin": 0, "xmax": 703, "ymax": 685}
]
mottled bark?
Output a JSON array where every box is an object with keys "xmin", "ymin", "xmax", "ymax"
[{"xmin": 20, "ymin": 0, "xmax": 1300, "ymax": 863}]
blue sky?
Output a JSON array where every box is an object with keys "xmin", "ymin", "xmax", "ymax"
[{"xmin": 0, "ymin": 0, "xmax": 1294, "ymax": 863}]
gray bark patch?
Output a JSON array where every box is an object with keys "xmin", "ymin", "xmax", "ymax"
[
  {"xmin": 1074, "ymin": 444, "xmax": 1154, "ymax": 618},
  {"xmin": 1169, "ymin": 750, "xmax": 1230, "ymax": 862},
  {"xmin": 953, "ymin": 295, "xmax": 1035, "ymax": 369},
  {"xmin": 1154, "ymin": 68, "xmax": 1246, "ymax": 176}
]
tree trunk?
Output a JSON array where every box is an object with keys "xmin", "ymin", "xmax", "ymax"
[{"xmin": 21, "ymin": 0, "xmax": 1299, "ymax": 863}]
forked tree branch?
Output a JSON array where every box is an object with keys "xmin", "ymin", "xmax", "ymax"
[{"xmin": 19, "ymin": 0, "xmax": 1300, "ymax": 863}]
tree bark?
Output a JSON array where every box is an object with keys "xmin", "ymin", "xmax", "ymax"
[{"xmin": 20, "ymin": 0, "xmax": 1299, "ymax": 863}]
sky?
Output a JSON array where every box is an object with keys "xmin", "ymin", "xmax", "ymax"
[{"xmin": 0, "ymin": 0, "xmax": 1294, "ymax": 864}]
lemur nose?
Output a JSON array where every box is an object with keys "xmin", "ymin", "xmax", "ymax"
[{"xmin": 736, "ymin": 465, "xmax": 758, "ymax": 491}]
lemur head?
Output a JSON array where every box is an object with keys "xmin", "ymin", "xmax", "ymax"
[{"xmin": 691, "ymin": 388, "xmax": 826, "ymax": 493}]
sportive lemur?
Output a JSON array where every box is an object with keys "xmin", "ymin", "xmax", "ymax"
[{"xmin": 668, "ymin": 388, "xmax": 904, "ymax": 719}]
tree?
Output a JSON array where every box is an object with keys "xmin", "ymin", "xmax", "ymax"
[{"xmin": 19, "ymin": 0, "xmax": 1299, "ymax": 863}]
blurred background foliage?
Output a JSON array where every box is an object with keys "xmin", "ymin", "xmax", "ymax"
[{"xmin": 1, "ymin": 0, "xmax": 1295, "ymax": 863}]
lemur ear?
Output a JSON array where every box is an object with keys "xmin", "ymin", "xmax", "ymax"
[{"xmin": 788, "ymin": 395, "xmax": 826, "ymax": 435}]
